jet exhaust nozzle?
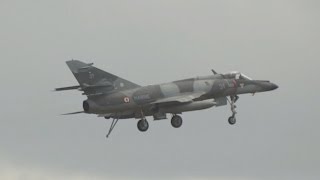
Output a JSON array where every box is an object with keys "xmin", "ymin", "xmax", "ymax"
[{"xmin": 83, "ymin": 100, "xmax": 90, "ymax": 112}]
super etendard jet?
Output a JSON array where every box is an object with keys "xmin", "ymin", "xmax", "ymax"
[{"xmin": 55, "ymin": 60, "xmax": 278, "ymax": 138}]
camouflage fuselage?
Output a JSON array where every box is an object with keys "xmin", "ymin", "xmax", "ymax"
[{"xmin": 83, "ymin": 75, "xmax": 277, "ymax": 119}]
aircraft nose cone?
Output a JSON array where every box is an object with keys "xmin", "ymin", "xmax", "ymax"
[
  {"xmin": 256, "ymin": 81, "xmax": 279, "ymax": 91},
  {"xmin": 269, "ymin": 83, "xmax": 278, "ymax": 90}
]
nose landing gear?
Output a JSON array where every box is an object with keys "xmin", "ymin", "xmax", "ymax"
[
  {"xmin": 228, "ymin": 95, "xmax": 239, "ymax": 125},
  {"xmin": 228, "ymin": 116, "xmax": 236, "ymax": 125}
]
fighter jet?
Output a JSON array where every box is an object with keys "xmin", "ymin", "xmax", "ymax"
[{"xmin": 55, "ymin": 60, "xmax": 278, "ymax": 138}]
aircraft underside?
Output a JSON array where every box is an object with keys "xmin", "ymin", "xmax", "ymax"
[{"xmin": 104, "ymin": 95, "xmax": 238, "ymax": 138}]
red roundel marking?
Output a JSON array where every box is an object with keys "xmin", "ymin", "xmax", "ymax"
[{"xmin": 124, "ymin": 97, "xmax": 130, "ymax": 103}]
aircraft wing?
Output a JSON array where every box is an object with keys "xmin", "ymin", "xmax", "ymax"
[{"xmin": 151, "ymin": 92, "xmax": 206, "ymax": 104}]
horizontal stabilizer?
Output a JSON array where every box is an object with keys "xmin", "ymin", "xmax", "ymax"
[
  {"xmin": 61, "ymin": 111, "xmax": 84, "ymax": 115},
  {"xmin": 55, "ymin": 85, "xmax": 81, "ymax": 91}
]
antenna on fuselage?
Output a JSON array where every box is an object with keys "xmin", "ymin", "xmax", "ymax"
[
  {"xmin": 211, "ymin": 69, "xmax": 218, "ymax": 75},
  {"xmin": 211, "ymin": 69, "xmax": 226, "ymax": 78}
]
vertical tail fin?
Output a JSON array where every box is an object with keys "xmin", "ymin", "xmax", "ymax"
[{"xmin": 66, "ymin": 60, "xmax": 140, "ymax": 94}]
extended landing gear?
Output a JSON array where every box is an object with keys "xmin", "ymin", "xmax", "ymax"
[
  {"xmin": 137, "ymin": 119, "xmax": 149, "ymax": 132},
  {"xmin": 137, "ymin": 109, "xmax": 149, "ymax": 132},
  {"xmin": 105, "ymin": 117, "xmax": 149, "ymax": 138},
  {"xmin": 171, "ymin": 115, "xmax": 183, "ymax": 128},
  {"xmin": 228, "ymin": 116, "xmax": 236, "ymax": 125},
  {"xmin": 228, "ymin": 95, "xmax": 239, "ymax": 125}
]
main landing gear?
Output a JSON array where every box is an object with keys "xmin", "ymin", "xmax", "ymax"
[
  {"xmin": 171, "ymin": 115, "xmax": 183, "ymax": 128},
  {"xmin": 137, "ymin": 114, "xmax": 183, "ymax": 132},
  {"xmin": 137, "ymin": 110, "xmax": 149, "ymax": 132},
  {"xmin": 105, "ymin": 117, "xmax": 150, "ymax": 138},
  {"xmin": 228, "ymin": 95, "xmax": 239, "ymax": 125},
  {"xmin": 137, "ymin": 118, "xmax": 149, "ymax": 132},
  {"xmin": 105, "ymin": 112, "xmax": 184, "ymax": 138}
]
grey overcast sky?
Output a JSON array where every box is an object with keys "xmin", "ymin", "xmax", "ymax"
[{"xmin": 0, "ymin": 0, "xmax": 319, "ymax": 180}]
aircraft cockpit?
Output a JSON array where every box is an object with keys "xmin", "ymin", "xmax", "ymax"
[{"xmin": 223, "ymin": 71, "xmax": 252, "ymax": 80}]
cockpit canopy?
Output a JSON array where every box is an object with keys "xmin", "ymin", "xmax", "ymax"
[{"xmin": 223, "ymin": 71, "xmax": 252, "ymax": 80}]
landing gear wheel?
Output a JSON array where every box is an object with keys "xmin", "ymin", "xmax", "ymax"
[
  {"xmin": 228, "ymin": 116, "xmax": 236, "ymax": 125},
  {"xmin": 171, "ymin": 115, "xmax": 183, "ymax": 128},
  {"xmin": 137, "ymin": 119, "xmax": 149, "ymax": 132},
  {"xmin": 227, "ymin": 95, "xmax": 239, "ymax": 125}
]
